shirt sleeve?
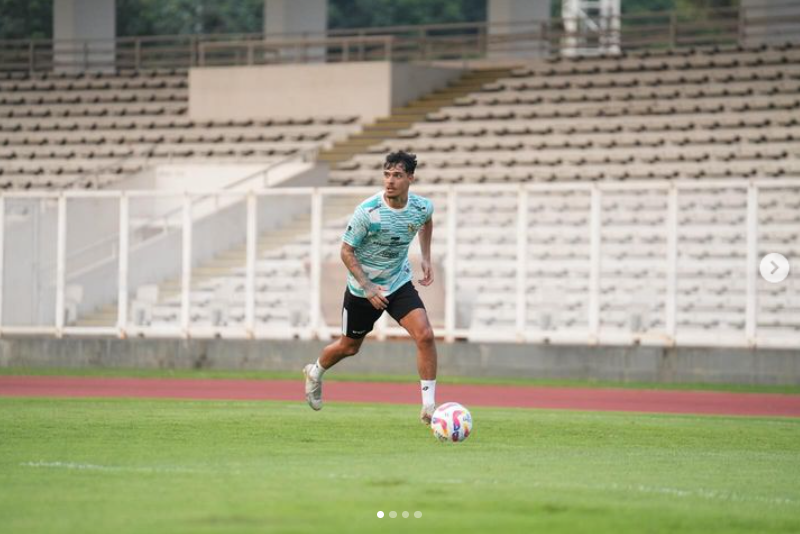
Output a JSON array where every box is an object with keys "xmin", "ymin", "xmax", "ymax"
[
  {"xmin": 425, "ymin": 198, "xmax": 434, "ymax": 223},
  {"xmin": 342, "ymin": 206, "xmax": 370, "ymax": 247}
]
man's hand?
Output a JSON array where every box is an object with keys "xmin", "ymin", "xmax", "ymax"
[
  {"xmin": 418, "ymin": 259, "xmax": 434, "ymax": 286},
  {"xmin": 364, "ymin": 282, "xmax": 389, "ymax": 310},
  {"xmin": 342, "ymin": 243, "xmax": 388, "ymax": 310}
]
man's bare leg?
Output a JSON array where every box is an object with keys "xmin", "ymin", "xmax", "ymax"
[
  {"xmin": 319, "ymin": 336, "xmax": 365, "ymax": 370},
  {"xmin": 303, "ymin": 336, "xmax": 365, "ymax": 410},
  {"xmin": 399, "ymin": 308, "xmax": 438, "ymax": 423}
]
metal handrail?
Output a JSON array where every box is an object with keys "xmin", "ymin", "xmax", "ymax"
[
  {"xmin": 40, "ymin": 147, "xmax": 320, "ymax": 276},
  {"xmin": 2, "ymin": 4, "xmax": 798, "ymax": 72},
  {"xmin": 197, "ymin": 35, "xmax": 395, "ymax": 66}
]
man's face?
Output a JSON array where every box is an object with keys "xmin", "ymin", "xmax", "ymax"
[{"xmin": 383, "ymin": 163, "xmax": 413, "ymax": 198}]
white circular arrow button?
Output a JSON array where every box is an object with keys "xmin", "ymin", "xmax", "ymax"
[{"xmin": 760, "ymin": 253, "xmax": 790, "ymax": 283}]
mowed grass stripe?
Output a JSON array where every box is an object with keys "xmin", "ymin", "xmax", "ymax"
[{"xmin": 0, "ymin": 397, "xmax": 798, "ymax": 534}]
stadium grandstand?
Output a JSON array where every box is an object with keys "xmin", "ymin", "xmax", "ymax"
[
  {"xmin": 3, "ymin": 4, "xmax": 800, "ymax": 534},
  {"xmin": 0, "ymin": 0, "xmax": 798, "ymax": 384}
]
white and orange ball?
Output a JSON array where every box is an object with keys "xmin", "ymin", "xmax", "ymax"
[{"xmin": 430, "ymin": 402, "xmax": 473, "ymax": 443}]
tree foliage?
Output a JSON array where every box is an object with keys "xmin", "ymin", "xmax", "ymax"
[
  {"xmin": 0, "ymin": 0, "xmax": 743, "ymax": 40},
  {"xmin": 328, "ymin": 0, "xmax": 486, "ymax": 30},
  {"xmin": 0, "ymin": 0, "xmax": 52, "ymax": 40},
  {"xmin": 116, "ymin": 0, "xmax": 264, "ymax": 37}
]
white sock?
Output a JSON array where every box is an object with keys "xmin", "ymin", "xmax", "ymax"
[
  {"xmin": 309, "ymin": 359, "xmax": 326, "ymax": 381},
  {"xmin": 421, "ymin": 380, "xmax": 436, "ymax": 408}
]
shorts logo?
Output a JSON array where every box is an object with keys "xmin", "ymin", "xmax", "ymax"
[{"xmin": 352, "ymin": 329, "xmax": 366, "ymax": 335}]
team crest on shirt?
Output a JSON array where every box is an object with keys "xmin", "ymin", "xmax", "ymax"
[{"xmin": 407, "ymin": 223, "xmax": 418, "ymax": 234}]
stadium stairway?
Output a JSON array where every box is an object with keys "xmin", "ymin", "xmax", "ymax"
[
  {"xmin": 75, "ymin": 195, "xmax": 358, "ymax": 327},
  {"xmin": 316, "ymin": 68, "xmax": 515, "ymax": 167}
]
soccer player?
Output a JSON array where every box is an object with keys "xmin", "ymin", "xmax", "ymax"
[{"xmin": 303, "ymin": 150, "xmax": 438, "ymax": 424}]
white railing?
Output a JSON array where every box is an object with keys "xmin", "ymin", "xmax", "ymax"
[
  {"xmin": 41, "ymin": 148, "xmax": 320, "ymax": 281},
  {"xmin": 1, "ymin": 179, "xmax": 798, "ymax": 348}
]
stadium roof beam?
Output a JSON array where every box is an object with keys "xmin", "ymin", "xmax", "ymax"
[
  {"xmin": 487, "ymin": 0, "xmax": 551, "ymax": 59},
  {"xmin": 53, "ymin": 0, "xmax": 116, "ymax": 73},
  {"xmin": 741, "ymin": 0, "xmax": 800, "ymax": 47},
  {"xmin": 264, "ymin": 0, "xmax": 328, "ymax": 40},
  {"xmin": 263, "ymin": 0, "xmax": 328, "ymax": 62}
]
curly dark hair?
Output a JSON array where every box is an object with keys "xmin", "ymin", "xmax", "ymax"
[{"xmin": 384, "ymin": 150, "xmax": 417, "ymax": 174}]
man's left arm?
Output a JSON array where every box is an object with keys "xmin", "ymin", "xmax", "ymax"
[{"xmin": 418, "ymin": 218, "xmax": 433, "ymax": 286}]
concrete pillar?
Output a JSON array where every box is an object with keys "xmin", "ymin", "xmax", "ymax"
[
  {"xmin": 53, "ymin": 0, "xmax": 116, "ymax": 72},
  {"xmin": 740, "ymin": 0, "xmax": 800, "ymax": 47},
  {"xmin": 264, "ymin": 0, "xmax": 327, "ymax": 63},
  {"xmin": 487, "ymin": 0, "xmax": 550, "ymax": 59}
]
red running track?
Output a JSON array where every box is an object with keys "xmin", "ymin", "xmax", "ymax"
[{"xmin": 0, "ymin": 376, "xmax": 799, "ymax": 418}]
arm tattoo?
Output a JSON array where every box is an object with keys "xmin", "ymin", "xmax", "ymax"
[{"xmin": 341, "ymin": 244, "xmax": 372, "ymax": 288}]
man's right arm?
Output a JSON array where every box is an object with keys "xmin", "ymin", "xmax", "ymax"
[{"xmin": 341, "ymin": 243, "xmax": 388, "ymax": 310}]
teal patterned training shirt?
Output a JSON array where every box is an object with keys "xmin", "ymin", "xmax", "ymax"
[{"xmin": 342, "ymin": 191, "xmax": 434, "ymax": 297}]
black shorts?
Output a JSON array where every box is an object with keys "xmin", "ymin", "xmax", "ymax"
[{"xmin": 341, "ymin": 281, "xmax": 425, "ymax": 339}]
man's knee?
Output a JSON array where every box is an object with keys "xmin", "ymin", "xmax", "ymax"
[
  {"xmin": 416, "ymin": 327, "xmax": 435, "ymax": 347},
  {"xmin": 340, "ymin": 338, "xmax": 362, "ymax": 357}
]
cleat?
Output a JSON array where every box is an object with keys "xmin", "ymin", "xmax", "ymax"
[
  {"xmin": 303, "ymin": 364, "xmax": 323, "ymax": 411},
  {"xmin": 420, "ymin": 404, "xmax": 435, "ymax": 425}
]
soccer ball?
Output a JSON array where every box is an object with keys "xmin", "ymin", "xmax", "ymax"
[{"xmin": 430, "ymin": 402, "xmax": 472, "ymax": 443}]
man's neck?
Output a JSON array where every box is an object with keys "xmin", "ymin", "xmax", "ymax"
[{"xmin": 383, "ymin": 192, "xmax": 408, "ymax": 210}]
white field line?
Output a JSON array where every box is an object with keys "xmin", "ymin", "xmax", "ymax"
[
  {"xmin": 326, "ymin": 474, "xmax": 799, "ymax": 507},
  {"xmin": 20, "ymin": 461, "xmax": 216, "ymax": 475},
  {"xmin": 20, "ymin": 462, "xmax": 798, "ymax": 507}
]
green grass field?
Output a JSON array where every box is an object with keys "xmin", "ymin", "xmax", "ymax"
[{"xmin": 1, "ymin": 396, "xmax": 799, "ymax": 534}]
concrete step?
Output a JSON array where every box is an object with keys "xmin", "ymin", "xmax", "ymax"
[
  {"xmin": 329, "ymin": 138, "xmax": 384, "ymax": 146},
  {"xmin": 160, "ymin": 281, "xmax": 181, "ymax": 293},
  {"xmin": 365, "ymin": 118, "xmax": 423, "ymax": 126},
  {"xmin": 316, "ymin": 67, "xmax": 515, "ymax": 166},
  {"xmin": 215, "ymin": 250, "xmax": 247, "ymax": 261},
  {"xmin": 83, "ymin": 310, "xmax": 116, "ymax": 320},
  {"xmin": 354, "ymin": 129, "xmax": 413, "ymax": 138},
  {"xmin": 194, "ymin": 266, "xmax": 236, "ymax": 277},
  {"xmin": 160, "ymin": 289, "xmax": 180, "ymax": 301},
  {"xmin": 367, "ymin": 122, "xmax": 419, "ymax": 130},
  {"xmin": 75, "ymin": 301, "xmax": 119, "ymax": 326},
  {"xmin": 319, "ymin": 150, "xmax": 374, "ymax": 160},
  {"xmin": 386, "ymin": 107, "xmax": 434, "ymax": 115}
]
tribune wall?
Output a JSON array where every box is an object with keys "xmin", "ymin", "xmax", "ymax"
[
  {"xmin": 1, "ymin": 337, "xmax": 798, "ymax": 385},
  {"xmin": 189, "ymin": 62, "xmax": 462, "ymax": 123}
]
